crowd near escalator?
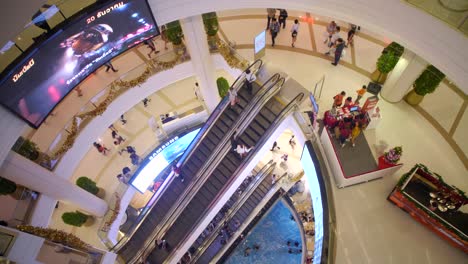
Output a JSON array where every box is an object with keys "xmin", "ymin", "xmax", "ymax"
[
  {"xmin": 146, "ymin": 83, "xmax": 304, "ymax": 263},
  {"xmin": 116, "ymin": 61, "xmax": 263, "ymax": 262}
]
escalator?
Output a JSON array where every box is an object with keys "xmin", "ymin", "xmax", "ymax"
[
  {"xmin": 193, "ymin": 170, "xmax": 286, "ymax": 264},
  {"xmin": 147, "ymin": 88, "xmax": 304, "ymax": 263},
  {"xmin": 116, "ymin": 61, "xmax": 263, "ymax": 262}
]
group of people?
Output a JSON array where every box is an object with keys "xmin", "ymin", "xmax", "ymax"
[
  {"xmin": 325, "ymin": 88, "xmax": 369, "ymax": 148},
  {"xmin": 286, "ymin": 240, "xmax": 302, "ymax": 254},
  {"xmin": 244, "ymin": 243, "xmax": 261, "ymax": 256},
  {"xmin": 266, "ymin": 8, "xmax": 300, "ymax": 48},
  {"xmin": 324, "ymin": 20, "xmax": 360, "ymax": 66}
]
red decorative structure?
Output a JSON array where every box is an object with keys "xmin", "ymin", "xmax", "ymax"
[
  {"xmin": 378, "ymin": 155, "xmax": 397, "ymax": 169},
  {"xmin": 388, "ymin": 164, "xmax": 468, "ymax": 253}
]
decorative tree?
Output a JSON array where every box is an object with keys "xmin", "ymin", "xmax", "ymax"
[
  {"xmin": 165, "ymin": 20, "xmax": 183, "ymax": 45},
  {"xmin": 62, "ymin": 211, "xmax": 88, "ymax": 227},
  {"xmin": 0, "ymin": 177, "xmax": 17, "ymax": 195},
  {"xmin": 413, "ymin": 65, "xmax": 445, "ymax": 96},
  {"xmin": 202, "ymin": 12, "xmax": 219, "ymax": 37},
  {"xmin": 14, "ymin": 137, "xmax": 40, "ymax": 161},
  {"xmin": 371, "ymin": 42, "xmax": 404, "ymax": 84},
  {"xmin": 217, "ymin": 77, "xmax": 230, "ymax": 98},
  {"xmin": 405, "ymin": 65, "xmax": 445, "ymax": 105},
  {"xmin": 76, "ymin": 177, "xmax": 99, "ymax": 195}
]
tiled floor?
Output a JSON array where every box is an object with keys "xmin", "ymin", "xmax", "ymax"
[{"xmin": 39, "ymin": 8, "xmax": 467, "ymax": 263}]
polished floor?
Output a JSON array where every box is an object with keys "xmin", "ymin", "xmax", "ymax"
[{"xmin": 41, "ymin": 9, "xmax": 467, "ymax": 263}]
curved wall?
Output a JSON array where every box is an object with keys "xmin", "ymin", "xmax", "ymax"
[{"xmin": 148, "ymin": 0, "xmax": 468, "ymax": 93}]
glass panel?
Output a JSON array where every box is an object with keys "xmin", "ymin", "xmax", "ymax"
[{"xmin": 404, "ymin": 0, "xmax": 468, "ymax": 35}]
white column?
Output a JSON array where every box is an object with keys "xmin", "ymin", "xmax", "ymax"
[
  {"xmin": 0, "ymin": 152, "xmax": 108, "ymax": 217},
  {"xmin": 181, "ymin": 16, "xmax": 220, "ymax": 113},
  {"xmin": 381, "ymin": 49, "xmax": 428, "ymax": 103}
]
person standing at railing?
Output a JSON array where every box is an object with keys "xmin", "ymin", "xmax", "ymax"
[
  {"xmin": 172, "ymin": 164, "xmax": 184, "ymax": 182},
  {"xmin": 160, "ymin": 25, "xmax": 169, "ymax": 50},
  {"xmin": 228, "ymin": 87, "xmax": 239, "ymax": 107}
]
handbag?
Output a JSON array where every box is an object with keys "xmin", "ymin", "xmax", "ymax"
[{"xmin": 292, "ymin": 30, "xmax": 298, "ymax": 37}]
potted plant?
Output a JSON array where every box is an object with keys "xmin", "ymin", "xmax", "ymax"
[
  {"xmin": 165, "ymin": 20, "xmax": 184, "ymax": 54},
  {"xmin": 217, "ymin": 77, "xmax": 230, "ymax": 98},
  {"xmin": 405, "ymin": 65, "xmax": 445, "ymax": 105},
  {"xmin": 202, "ymin": 12, "xmax": 219, "ymax": 51},
  {"xmin": 0, "ymin": 177, "xmax": 17, "ymax": 196},
  {"xmin": 14, "ymin": 137, "xmax": 40, "ymax": 161},
  {"xmin": 378, "ymin": 146, "xmax": 403, "ymax": 169},
  {"xmin": 62, "ymin": 211, "xmax": 94, "ymax": 227},
  {"xmin": 76, "ymin": 177, "xmax": 105, "ymax": 198},
  {"xmin": 371, "ymin": 42, "xmax": 404, "ymax": 84}
]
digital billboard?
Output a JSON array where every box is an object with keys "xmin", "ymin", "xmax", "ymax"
[
  {"xmin": 131, "ymin": 128, "xmax": 201, "ymax": 193},
  {"xmin": 0, "ymin": 0, "xmax": 159, "ymax": 127},
  {"xmin": 301, "ymin": 141, "xmax": 329, "ymax": 264},
  {"xmin": 254, "ymin": 30, "xmax": 266, "ymax": 60}
]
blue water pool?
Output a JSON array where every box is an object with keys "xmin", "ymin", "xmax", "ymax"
[{"xmin": 224, "ymin": 199, "xmax": 302, "ymax": 264}]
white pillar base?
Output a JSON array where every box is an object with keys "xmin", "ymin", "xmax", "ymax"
[{"xmin": 381, "ymin": 49, "xmax": 427, "ymax": 103}]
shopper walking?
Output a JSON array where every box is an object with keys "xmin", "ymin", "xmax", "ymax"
[
  {"xmin": 291, "ymin": 19, "xmax": 299, "ymax": 48},
  {"xmin": 93, "ymin": 142, "xmax": 110, "ymax": 155},
  {"xmin": 266, "ymin": 8, "xmax": 276, "ymax": 29},
  {"xmin": 144, "ymin": 39, "xmax": 160, "ymax": 58},
  {"xmin": 104, "ymin": 61, "xmax": 118, "ymax": 72},
  {"xmin": 278, "ymin": 9, "xmax": 288, "ymax": 29},
  {"xmin": 269, "ymin": 18, "xmax": 280, "ymax": 47},
  {"xmin": 355, "ymin": 85, "xmax": 367, "ymax": 104},
  {"xmin": 325, "ymin": 26, "xmax": 342, "ymax": 54},
  {"xmin": 324, "ymin": 21, "xmax": 337, "ymax": 44},
  {"xmin": 120, "ymin": 114, "xmax": 127, "ymax": 125},
  {"xmin": 331, "ymin": 38, "xmax": 345, "ymax": 66}
]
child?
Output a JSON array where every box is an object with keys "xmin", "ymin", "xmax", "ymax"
[
  {"xmin": 350, "ymin": 123, "xmax": 362, "ymax": 147},
  {"xmin": 339, "ymin": 126, "xmax": 351, "ymax": 148},
  {"xmin": 355, "ymin": 85, "xmax": 367, "ymax": 104}
]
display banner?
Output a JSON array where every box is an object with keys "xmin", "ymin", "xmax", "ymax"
[{"xmin": 254, "ymin": 30, "xmax": 266, "ymax": 60}]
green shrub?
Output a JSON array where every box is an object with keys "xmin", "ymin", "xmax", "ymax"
[
  {"xmin": 62, "ymin": 211, "xmax": 88, "ymax": 227},
  {"xmin": 15, "ymin": 137, "xmax": 40, "ymax": 161},
  {"xmin": 377, "ymin": 51, "xmax": 399, "ymax": 74},
  {"xmin": 0, "ymin": 177, "xmax": 17, "ymax": 195},
  {"xmin": 165, "ymin": 20, "xmax": 183, "ymax": 45},
  {"xmin": 76, "ymin": 177, "xmax": 99, "ymax": 195},
  {"xmin": 202, "ymin": 12, "xmax": 219, "ymax": 36},
  {"xmin": 217, "ymin": 77, "xmax": 230, "ymax": 98},
  {"xmin": 414, "ymin": 65, "xmax": 445, "ymax": 96},
  {"xmin": 383, "ymin": 42, "xmax": 404, "ymax": 58}
]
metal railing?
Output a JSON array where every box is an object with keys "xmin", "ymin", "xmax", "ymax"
[
  {"xmin": 188, "ymin": 161, "xmax": 276, "ymax": 263},
  {"xmin": 112, "ymin": 60, "xmax": 264, "ymax": 261},
  {"xmin": 11, "ymin": 40, "xmax": 189, "ymax": 171},
  {"xmin": 127, "ymin": 66, "xmax": 284, "ymax": 264},
  {"xmin": 165, "ymin": 92, "xmax": 305, "ymax": 263},
  {"xmin": 403, "ymin": 0, "xmax": 468, "ymax": 36}
]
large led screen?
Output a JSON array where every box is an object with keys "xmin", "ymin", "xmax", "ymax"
[
  {"xmin": 301, "ymin": 142, "xmax": 328, "ymax": 264},
  {"xmin": 131, "ymin": 128, "xmax": 201, "ymax": 193},
  {"xmin": 0, "ymin": 0, "xmax": 158, "ymax": 127}
]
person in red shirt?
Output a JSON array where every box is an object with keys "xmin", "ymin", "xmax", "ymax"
[
  {"xmin": 172, "ymin": 165, "xmax": 183, "ymax": 182},
  {"xmin": 333, "ymin": 91, "xmax": 346, "ymax": 107},
  {"xmin": 344, "ymin": 96, "xmax": 353, "ymax": 107}
]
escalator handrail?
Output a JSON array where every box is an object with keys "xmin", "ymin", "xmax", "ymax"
[
  {"xmin": 112, "ymin": 60, "xmax": 261, "ymax": 253},
  {"xmin": 127, "ymin": 72, "xmax": 284, "ymax": 263},
  {"xmin": 166, "ymin": 93, "xmax": 305, "ymax": 263},
  {"xmin": 189, "ymin": 162, "xmax": 278, "ymax": 263}
]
